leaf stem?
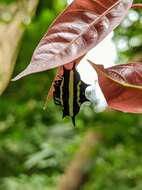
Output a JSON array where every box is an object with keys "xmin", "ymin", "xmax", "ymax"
[{"xmin": 131, "ymin": 4, "xmax": 142, "ymax": 9}]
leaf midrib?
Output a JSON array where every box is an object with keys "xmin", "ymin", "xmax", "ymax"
[{"xmin": 37, "ymin": 0, "xmax": 122, "ymax": 61}]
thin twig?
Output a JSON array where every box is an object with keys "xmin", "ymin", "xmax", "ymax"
[{"xmin": 131, "ymin": 4, "xmax": 142, "ymax": 9}]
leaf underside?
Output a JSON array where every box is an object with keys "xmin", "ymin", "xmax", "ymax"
[{"xmin": 12, "ymin": 0, "xmax": 132, "ymax": 81}]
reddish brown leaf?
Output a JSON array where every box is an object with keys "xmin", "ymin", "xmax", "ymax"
[
  {"xmin": 12, "ymin": 0, "xmax": 132, "ymax": 81},
  {"xmin": 89, "ymin": 61, "xmax": 142, "ymax": 113}
]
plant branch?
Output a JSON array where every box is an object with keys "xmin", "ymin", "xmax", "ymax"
[
  {"xmin": 0, "ymin": 0, "xmax": 39, "ymax": 95},
  {"xmin": 131, "ymin": 4, "xmax": 142, "ymax": 9},
  {"xmin": 57, "ymin": 130, "xmax": 101, "ymax": 190}
]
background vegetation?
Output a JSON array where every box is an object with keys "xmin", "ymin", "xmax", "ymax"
[{"xmin": 0, "ymin": 0, "xmax": 142, "ymax": 189}]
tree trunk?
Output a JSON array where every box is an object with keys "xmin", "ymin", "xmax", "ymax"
[
  {"xmin": 0, "ymin": 0, "xmax": 39, "ymax": 95},
  {"xmin": 57, "ymin": 130, "xmax": 101, "ymax": 190}
]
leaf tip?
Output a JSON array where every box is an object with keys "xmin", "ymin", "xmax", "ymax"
[
  {"xmin": 11, "ymin": 76, "xmax": 20, "ymax": 82},
  {"xmin": 11, "ymin": 68, "xmax": 32, "ymax": 81},
  {"xmin": 87, "ymin": 59, "xmax": 95, "ymax": 66}
]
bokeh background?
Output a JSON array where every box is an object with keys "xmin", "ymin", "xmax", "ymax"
[{"xmin": 0, "ymin": 0, "xmax": 142, "ymax": 189}]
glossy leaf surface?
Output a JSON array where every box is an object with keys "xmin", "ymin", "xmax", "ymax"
[
  {"xmin": 90, "ymin": 61, "xmax": 142, "ymax": 113},
  {"xmin": 13, "ymin": 0, "xmax": 132, "ymax": 80}
]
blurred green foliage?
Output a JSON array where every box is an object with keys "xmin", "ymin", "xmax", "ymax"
[
  {"xmin": 0, "ymin": 0, "xmax": 14, "ymax": 4},
  {"xmin": 114, "ymin": 0, "xmax": 142, "ymax": 63},
  {"xmin": 1, "ymin": 0, "xmax": 142, "ymax": 189}
]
